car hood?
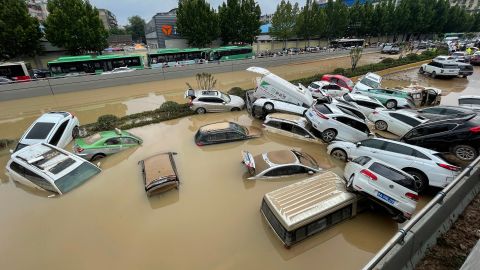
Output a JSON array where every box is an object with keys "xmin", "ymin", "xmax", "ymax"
[
  {"xmin": 246, "ymin": 126, "xmax": 262, "ymax": 137},
  {"xmin": 230, "ymin": 95, "xmax": 245, "ymax": 106}
]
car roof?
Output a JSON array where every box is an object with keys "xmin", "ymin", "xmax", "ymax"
[
  {"xmin": 36, "ymin": 112, "xmax": 70, "ymax": 123},
  {"xmin": 266, "ymin": 150, "xmax": 297, "ymax": 165},
  {"xmin": 348, "ymin": 93, "xmax": 380, "ymax": 103},
  {"xmin": 364, "ymin": 72, "xmax": 381, "ymax": 81},
  {"xmin": 372, "ymin": 138, "xmax": 439, "ymax": 155},
  {"xmin": 195, "ymin": 90, "xmax": 222, "ymax": 98},
  {"xmin": 311, "ymin": 81, "xmax": 330, "ymax": 86},
  {"xmin": 199, "ymin": 122, "xmax": 233, "ymax": 132},
  {"xmin": 459, "ymin": 95, "xmax": 480, "ymax": 100},
  {"xmin": 266, "ymin": 113, "xmax": 305, "ymax": 123}
]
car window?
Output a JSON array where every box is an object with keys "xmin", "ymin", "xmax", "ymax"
[
  {"xmin": 352, "ymin": 156, "xmax": 371, "ymax": 165},
  {"xmin": 337, "ymin": 105, "xmax": 366, "ymax": 120},
  {"xmin": 207, "ymin": 133, "xmax": 227, "ymax": 141},
  {"xmin": 120, "ymin": 137, "xmax": 139, "ymax": 144},
  {"xmin": 407, "ymin": 124, "xmax": 457, "ymax": 137},
  {"xmin": 265, "ymin": 120, "xmax": 281, "ymax": 129},
  {"xmin": 361, "ymin": 139, "xmax": 386, "ymax": 149},
  {"xmin": 335, "ymin": 117, "xmax": 369, "ymax": 133},
  {"xmin": 422, "ymin": 107, "xmax": 444, "ymax": 114},
  {"xmin": 459, "ymin": 98, "xmax": 480, "ymax": 105},
  {"xmin": 412, "ymin": 149, "xmax": 431, "ymax": 160},
  {"xmin": 9, "ymin": 161, "xmax": 24, "ymax": 174},
  {"xmin": 356, "ymin": 100, "xmax": 381, "ymax": 109},
  {"xmin": 23, "ymin": 167, "xmax": 57, "ymax": 192},
  {"xmin": 314, "ymin": 104, "xmax": 333, "ymax": 114},
  {"xmin": 383, "ymin": 143, "xmax": 415, "ymax": 156},
  {"xmin": 280, "ymin": 122, "xmax": 294, "ymax": 132},
  {"xmin": 343, "ymin": 93, "xmax": 354, "ymax": 102},
  {"xmin": 264, "ymin": 166, "xmax": 305, "ymax": 176},
  {"xmin": 309, "ymin": 83, "xmax": 319, "ymax": 89},
  {"xmin": 389, "ymin": 113, "xmax": 421, "ymax": 126},
  {"xmin": 291, "ymin": 126, "xmax": 309, "ymax": 136},
  {"xmin": 49, "ymin": 120, "xmax": 69, "ymax": 146},
  {"xmin": 105, "ymin": 138, "xmax": 121, "ymax": 145},
  {"xmin": 226, "ymin": 132, "xmax": 243, "ymax": 140},
  {"xmin": 369, "ymin": 162, "xmax": 416, "ymax": 190},
  {"xmin": 330, "ymin": 85, "xmax": 341, "ymax": 90},
  {"xmin": 25, "ymin": 122, "xmax": 56, "ymax": 139}
]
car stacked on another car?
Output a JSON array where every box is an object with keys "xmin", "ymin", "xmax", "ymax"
[
  {"xmin": 353, "ymin": 72, "xmax": 382, "ymax": 92},
  {"xmin": 308, "ymin": 81, "xmax": 350, "ymax": 98},
  {"xmin": 339, "ymin": 93, "xmax": 386, "ymax": 116},
  {"xmin": 194, "ymin": 121, "xmax": 261, "ymax": 146},
  {"xmin": 353, "ymin": 88, "xmax": 416, "ymax": 109},
  {"xmin": 321, "ymin": 74, "xmax": 354, "ymax": 91},
  {"xmin": 185, "ymin": 89, "xmax": 245, "ymax": 114},
  {"xmin": 263, "ymin": 113, "xmax": 321, "ymax": 143},
  {"xmin": 369, "ymin": 109, "xmax": 429, "ymax": 137}
]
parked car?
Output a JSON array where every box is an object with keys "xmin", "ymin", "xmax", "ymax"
[
  {"xmin": 369, "ymin": 109, "xmax": 429, "ymax": 137},
  {"xmin": 451, "ymin": 51, "xmax": 471, "ymax": 63},
  {"xmin": 416, "ymin": 105, "xmax": 476, "ymax": 119},
  {"xmin": 263, "ymin": 113, "xmax": 321, "ymax": 143},
  {"xmin": 433, "ymin": 55, "xmax": 455, "ymax": 62},
  {"xmin": 353, "ymin": 88, "xmax": 416, "ymax": 109},
  {"xmin": 0, "ymin": 76, "xmax": 13, "ymax": 84},
  {"xmin": 470, "ymin": 52, "xmax": 480, "ymax": 65},
  {"xmin": 305, "ymin": 102, "xmax": 372, "ymax": 143},
  {"xmin": 321, "ymin": 74, "xmax": 354, "ymax": 91},
  {"xmin": 185, "ymin": 89, "xmax": 245, "ymax": 114},
  {"xmin": 245, "ymin": 90, "xmax": 309, "ymax": 118},
  {"xmin": 397, "ymin": 84, "xmax": 442, "ymax": 107},
  {"xmin": 458, "ymin": 95, "xmax": 480, "ymax": 111},
  {"xmin": 139, "ymin": 152, "xmax": 180, "ymax": 197},
  {"xmin": 401, "ymin": 114, "xmax": 480, "ymax": 162},
  {"xmin": 73, "ymin": 129, "xmax": 142, "ymax": 160},
  {"xmin": 457, "ymin": 62, "xmax": 474, "ymax": 77},
  {"xmin": 14, "ymin": 111, "xmax": 80, "ymax": 153},
  {"xmin": 194, "ymin": 121, "xmax": 261, "ymax": 146},
  {"xmin": 381, "ymin": 44, "xmax": 400, "ymax": 54},
  {"xmin": 308, "ymin": 81, "xmax": 350, "ymax": 98},
  {"xmin": 328, "ymin": 138, "xmax": 460, "ymax": 192},
  {"xmin": 343, "ymin": 156, "xmax": 418, "ymax": 222},
  {"xmin": 339, "ymin": 93, "xmax": 386, "ymax": 116},
  {"xmin": 241, "ymin": 149, "xmax": 320, "ymax": 180},
  {"xmin": 353, "ymin": 72, "xmax": 382, "ymax": 92},
  {"xmin": 419, "ymin": 60, "xmax": 460, "ymax": 78},
  {"xmin": 331, "ymin": 99, "xmax": 370, "ymax": 122},
  {"xmin": 102, "ymin": 66, "xmax": 136, "ymax": 75},
  {"xmin": 31, "ymin": 69, "xmax": 50, "ymax": 78},
  {"xmin": 6, "ymin": 143, "xmax": 101, "ymax": 195}
]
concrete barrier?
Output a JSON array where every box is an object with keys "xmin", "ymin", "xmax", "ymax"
[{"xmin": 0, "ymin": 48, "xmax": 379, "ymax": 102}]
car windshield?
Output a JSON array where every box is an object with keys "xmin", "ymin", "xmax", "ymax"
[
  {"xmin": 230, "ymin": 123, "xmax": 247, "ymax": 135},
  {"xmin": 459, "ymin": 98, "xmax": 480, "ymax": 105},
  {"xmin": 84, "ymin": 133, "xmax": 102, "ymax": 144},
  {"xmin": 221, "ymin": 93, "xmax": 231, "ymax": 103},
  {"xmin": 293, "ymin": 150, "xmax": 319, "ymax": 169},
  {"xmin": 54, "ymin": 162, "xmax": 101, "ymax": 194},
  {"xmin": 345, "ymin": 79, "xmax": 354, "ymax": 87},
  {"xmin": 369, "ymin": 162, "xmax": 416, "ymax": 191},
  {"xmin": 25, "ymin": 122, "xmax": 56, "ymax": 139},
  {"xmin": 360, "ymin": 77, "xmax": 380, "ymax": 88},
  {"xmin": 14, "ymin": 143, "xmax": 28, "ymax": 152}
]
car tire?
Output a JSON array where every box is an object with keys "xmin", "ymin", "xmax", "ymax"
[
  {"xmin": 431, "ymin": 71, "xmax": 436, "ymax": 78},
  {"xmin": 346, "ymin": 175, "xmax": 355, "ymax": 192},
  {"xmin": 419, "ymin": 67, "xmax": 424, "ymax": 74},
  {"xmin": 196, "ymin": 107, "xmax": 206, "ymax": 114},
  {"xmin": 91, "ymin": 153, "xmax": 106, "ymax": 161},
  {"xmin": 452, "ymin": 144, "xmax": 478, "ymax": 162},
  {"xmin": 321, "ymin": 129, "xmax": 337, "ymax": 143},
  {"xmin": 263, "ymin": 102, "xmax": 274, "ymax": 113},
  {"xmin": 374, "ymin": 120, "xmax": 388, "ymax": 131},
  {"xmin": 385, "ymin": 100, "xmax": 397, "ymax": 109},
  {"xmin": 72, "ymin": 126, "xmax": 79, "ymax": 138},
  {"xmin": 331, "ymin": 148, "xmax": 348, "ymax": 162},
  {"xmin": 403, "ymin": 168, "xmax": 428, "ymax": 193},
  {"xmin": 231, "ymin": 107, "xmax": 241, "ymax": 112}
]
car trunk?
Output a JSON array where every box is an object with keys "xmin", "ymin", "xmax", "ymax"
[{"xmin": 139, "ymin": 152, "xmax": 180, "ymax": 197}]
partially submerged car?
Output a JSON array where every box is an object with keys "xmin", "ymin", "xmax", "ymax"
[
  {"xmin": 139, "ymin": 152, "xmax": 180, "ymax": 197},
  {"xmin": 353, "ymin": 72, "xmax": 382, "ymax": 92},
  {"xmin": 396, "ymin": 84, "xmax": 442, "ymax": 107},
  {"xmin": 308, "ymin": 81, "xmax": 349, "ymax": 98},
  {"xmin": 6, "ymin": 143, "xmax": 101, "ymax": 195},
  {"xmin": 263, "ymin": 113, "xmax": 321, "ymax": 143},
  {"xmin": 73, "ymin": 129, "xmax": 143, "ymax": 160},
  {"xmin": 369, "ymin": 109, "xmax": 429, "ymax": 137},
  {"xmin": 321, "ymin": 74, "xmax": 354, "ymax": 91},
  {"xmin": 185, "ymin": 89, "xmax": 245, "ymax": 114},
  {"xmin": 245, "ymin": 90, "xmax": 308, "ymax": 119},
  {"xmin": 339, "ymin": 93, "xmax": 386, "ymax": 117},
  {"xmin": 458, "ymin": 95, "xmax": 480, "ymax": 111},
  {"xmin": 353, "ymin": 88, "xmax": 415, "ymax": 109},
  {"xmin": 194, "ymin": 121, "xmax": 261, "ymax": 146},
  {"xmin": 241, "ymin": 149, "xmax": 320, "ymax": 180}
]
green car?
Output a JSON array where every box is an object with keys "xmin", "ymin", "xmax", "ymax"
[
  {"xmin": 73, "ymin": 129, "xmax": 143, "ymax": 160},
  {"xmin": 353, "ymin": 88, "xmax": 415, "ymax": 109}
]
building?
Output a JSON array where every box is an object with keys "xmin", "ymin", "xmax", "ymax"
[
  {"xmin": 145, "ymin": 9, "xmax": 188, "ymax": 49},
  {"xmin": 450, "ymin": 0, "xmax": 480, "ymax": 13},
  {"xmin": 27, "ymin": 0, "xmax": 49, "ymax": 22},
  {"xmin": 98, "ymin": 9, "xmax": 118, "ymax": 30},
  {"xmin": 260, "ymin": 14, "xmax": 273, "ymax": 24}
]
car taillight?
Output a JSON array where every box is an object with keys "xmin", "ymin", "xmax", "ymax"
[
  {"xmin": 76, "ymin": 146, "xmax": 84, "ymax": 153},
  {"xmin": 196, "ymin": 141, "xmax": 203, "ymax": 146},
  {"xmin": 437, "ymin": 163, "xmax": 461, "ymax": 171},
  {"xmin": 469, "ymin": 126, "xmax": 480, "ymax": 133},
  {"xmin": 314, "ymin": 110, "xmax": 329, "ymax": 119},
  {"xmin": 405, "ymin": 192, "xmax": 419, "ymax": 201},
  {"xmin": 360, "ymin": 169, "xmax": 377, "ymax": 180}
]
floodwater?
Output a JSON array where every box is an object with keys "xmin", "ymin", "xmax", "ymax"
[{"xmin": 0, "ymin": 57, "xmax": 479, "ymax": 269}]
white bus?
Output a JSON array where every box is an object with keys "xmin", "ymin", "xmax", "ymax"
[
  {"xmin": 260, "ymin": 171, "xmax": 359, "ymax": 247},
  {"xmin": 0, "ymin": 62, "xmax": 31, "ymax": 81}
]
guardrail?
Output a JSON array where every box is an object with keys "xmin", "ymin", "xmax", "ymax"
[{"xmin": 363, "ymin": 156, "xmax": 480, "ymax": 270}]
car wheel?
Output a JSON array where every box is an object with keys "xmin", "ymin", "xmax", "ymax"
[
  {"xmin": 263, "ymin": 102, "xmax": 274, "ymax": 113},
  {"xmin": 403, "ymin": 169, "xmax": 428, "ymax": 193},
  {"xmin": 375, "ymin": 120, "xmax": 388, "ymax": 131},
  {"xmin": 385, "ymin": 100, "xmax": 397, "ymax": 109},
  {"xmin": 431, "ymin": 71, "xmax": 436, "ymax": 78},
  {"xmin": 196, "ymin": 107, "xmax": 206, "ymax": 114},
  {"xmin": 419, "ymin": 67, "xmax": 424, "ymax": 74},
  {"xmin": 91, "ymin": 153, "xmax": 106, "ymax": 161},
  {"xmin": 331, "ymin": 148, "xmax": 348, "ymax": 162},
  {"xmin": 72, "ymin": 126, "xmax": 79, "ymax": 138},
  {"xmin": 453, "ymin": 144, "xmax": 478, "ymax": 162},
  {"xmin": 346, "ymin": 175, "xmax": 355, "ymax": 192},
  {"xmin": 321, "ymin": 129, "xmax": 337, "ymax": 143},
  {"xmin": 231, "ymin": 107, "xmax": 241, "ymax": 112}
]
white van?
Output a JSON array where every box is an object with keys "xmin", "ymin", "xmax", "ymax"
[{"xmin": 246, "ymin": 67, "xmax": 314, "ymax": 107}]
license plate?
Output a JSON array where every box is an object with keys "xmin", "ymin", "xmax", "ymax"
[{"xmin": 377, "ymin": 191, "xmax": 396, "ymax": 205}]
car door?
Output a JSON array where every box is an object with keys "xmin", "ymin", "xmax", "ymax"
[
  {"xmin": 381, "ymin": 142, "xmax": 416, "ymax": 168},
  {"xmin": 120, "ymin": 137, "xmax": 140, "ymax": 148},
  {"xmin": 207, "ymin": 97, "xmax": 225, "ymax": 112},
  {"xmin": 387, "ymin": 113, "xmax": 416, "ymax": 136},
  {"xmin": 353, "ymin": 139, "xmax": 387, "ymax": 160},
  {"xmin": 403, "ymin": 124, "xmax": 457, "ymax": 150},
  {"xmin": 334, "ymin": 116, "xmax": 369, "ymax": 142},
  {"xmin": 103, "ymin": 138, "xmax": 123, "ymax": 155},
  {"xmin": 48, "ymin": 120, "xmax": 69, "ymax": 148}
]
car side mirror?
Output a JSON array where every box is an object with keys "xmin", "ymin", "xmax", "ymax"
[
  {"xmin": 356, "ymin": 142, "xmax": 362, "ymax": 147},
  {"xmin": 9, "ymin": 149, "xmax": 13, "ymax": 154}
]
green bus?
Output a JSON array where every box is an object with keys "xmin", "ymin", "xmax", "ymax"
[
  {"xmin": 48, "ymin": 54, "xmax": 145, "ymax": 76},
  {"xmin": 206, "ymin": 46, "xmax": 254, "ymax": 61},
  {"xmin": 147, "ymin": 48, "xmax": 207, "ymax": 68}
]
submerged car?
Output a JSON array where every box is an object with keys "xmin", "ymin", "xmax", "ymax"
[
  {"xmin": 353, "ymin": 72, "xmax": 382, "ymax": 92},
  {"xmin": 353, "ymin": 88, "xmax": 415, "ymax": 109},
  {"xmin": 74, "ymin": 129, "xmax": 142, "ymax": 160},
  {"xmin": 308, "ymin": 81, "xmax": 349, "ymax": 98},
  {"xmin": 185, "ymin": 89, "xmax": 245, "ymax": 114},
  {"xmin": 241, "ymin": 149, "xmax": 320, "ymax": 180},
  {"xmin": 321, "ymin": 74, "xmax": 354, "ymax": 91},
  {"xmin": 344, "ymin": 156, "xmax": 418, "ymax": 222},
  {"xmin": 139, "ymin": 152, "xmax": 179, "ymax": 196},
  {"xmin": 263, "ymin": 113, "xmax": 321, "ymax": 143},
  {"xmin": 396, "ymin": 84, "xmax": 442, "ymax": 107},
  {"xmin": 369, "ymin": 109, "xmax": 429, "ymax": 137},
  {"xmin": 6, "ymin": 143, "xmax": 101, "ymax": 195},
  {"xmin": 194, "ymin": 121, "xmax": 261, "ymax": 146}
]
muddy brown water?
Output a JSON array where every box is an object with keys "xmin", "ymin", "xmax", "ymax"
[{"xmin": 0, "ymin": 59, "xmax": 479, "ymax": 269}]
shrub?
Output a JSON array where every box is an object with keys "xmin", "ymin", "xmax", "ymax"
[
  {"xmin": 158, "ymin": 101, "xmax": 182, "ymax": 112},
  {"xmin": 333, "ymin": 68, "xmax": 346, "ymax": 75},
  {"xmin": 0, "ymin": 139, "xmax": 15, "ymax": 151},
  {"xmin": 405, "ymin": 53, "xmax": 420, "ymax": 62},
  {"xmin": 228, "ymin": 87, "xmax": 247, "ymax": 98},
  {"xmin": 380, "ymin": 58, "xmax": 395, "ymax": 65},
  {"xmin": 95, "ymin": 114, "xmax": 119, "ymax": 131}
]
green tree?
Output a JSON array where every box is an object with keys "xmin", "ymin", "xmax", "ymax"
[
  {"xmin": 0, "ymin": 0, "xmax": 43, "ymax": 60},
  {"xmin": 125, "ymin": 15, "xmax": 146, "ymax": 43},
  {"xmin": 45, "ymin": 0, "xmax": 108, "ymax": 54},
  {"xmin": 177, "ymin": 0, "xmax": 219, "ymax": 47},
  {"xmin": 325, "ymin": 0, "xmax": 348, "ymax": 39},
  {"xmin": 296, "ymin": 0, "xmax": 317, "ymax": 46},
  {"xmin": 270, "ymin": 0, "xmax": 299, "ymax": 48},
  {"xmin": 218, "ymin": 0, "xmax": 241, "ymax": 44},
  {"xmin": 109, "ymin": 27, "xmax": 128, "ymax": 35},
  {"xmin": 348, "ymin": 0, "xmax": 363, "ymax": 37},
  {"xmin": 239, "ymin": 0, "xmax": 261, "ymax": 44},
  {"xmin": 311, "ymin": 2, "xmax": 326, "ymax": 39}
]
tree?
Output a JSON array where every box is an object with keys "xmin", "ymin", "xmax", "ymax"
[
  {"xmin": 350, "ymin": 47, "xmax": 362, "ymax": 71},
  {"xmin": 0, "ymin": 0, "xmax": 43, "ymax": 60},
  {"xmin": 239, "ymin": 0, "xmax": 261, "ymax": 44},
  {"xmin": 45, "ymin": 0, "xmax": 108, "ymax": 54},
  {"xmin": 296, "ymin": 0, "xmax": 317, "ymax": 46},
  {"xmin": 270, "ymin": 0, "xmax": 299, "ymax": 48},
  {"xmin": 186, "ymin": 73, "xmax": 217, "ymax": 90},
  {"xmin": 218, "ymin": 0, "xmax": 261, "ymax": 45},
  {"xmin": 325, "ymin": 0, "xmax": 348, "ymax": 39},
  {"xmin": 109, "ymin": 27, "xmax": 128, "ymax": 35},
  {"xmin": 177, "ymin": 0, "xmax": 219, "ymax": 48},
  {"xmin": 125, "ymin": 15, "xmax": 146, "ymax": 43}
]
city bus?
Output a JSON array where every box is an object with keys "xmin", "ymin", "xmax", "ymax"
[
  {"xmin": 147, "ymin": 48, "xmax": 206, "ymax": 68},
  {"xmin": 330, "ymin": 39, "xmax": 365, "ymax": 48},
  {"xmin": 0, "ymin": 62, "xmax": 32, "ymax": 81},
  {"xmin": 48, "ymin": 54, "xmax": 145, "ymax": 77},
  {"xmin": 207, "ymin": 46, "xmax": 254, "ymax": 61}
]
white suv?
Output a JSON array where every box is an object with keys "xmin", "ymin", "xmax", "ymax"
[
  {"xmin": 344, "ymin": 156, "xmax": 418, "ymax": 222},
  {"xmin": 14, "ymin": 111, "xmax": 80, "ymax": 152},
  {"xmin": 369, "ymin": 109, "xmax": 429, "ymax": 137},
  {"xmin": 6, "ymin": 143, "xmax": 101, "ymax": 195},
  {"xmin": 328, "ymin": 138, "xmax": 460, "ymax": 192},
  {"xmin": 419, "ymin": 60, "xmax": 460, "ymax": 78},
  {"xmin": 305, "ymin": 102, "xmax": 372, "ymax": 143}
]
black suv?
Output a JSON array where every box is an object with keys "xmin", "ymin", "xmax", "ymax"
[{"xmin": 401, "ymin": 114, "xmax": 480, "ymax": 162}]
